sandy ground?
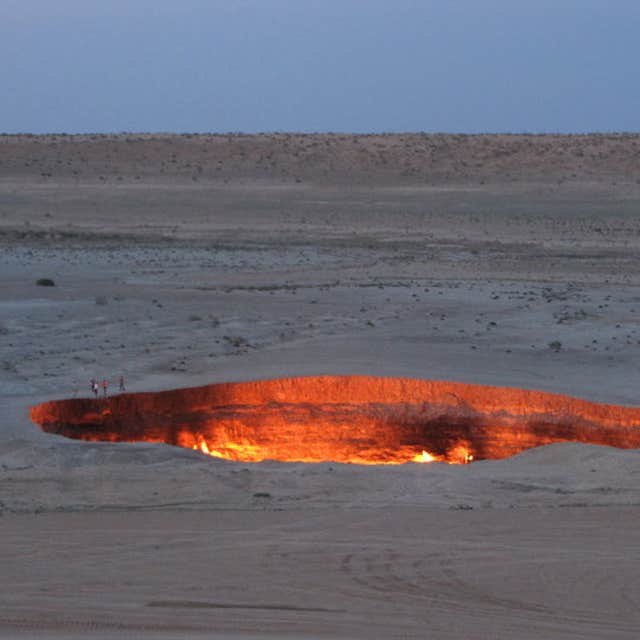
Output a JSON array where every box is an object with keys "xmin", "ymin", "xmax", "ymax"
[{"xmin": 1, "ymin": 134, "xmax": 640, "ymax": 638}]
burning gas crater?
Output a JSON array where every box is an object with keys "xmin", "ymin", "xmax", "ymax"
[{"xmin": 30, "ymin": 376, "xmax": 640, "ymax": 465}]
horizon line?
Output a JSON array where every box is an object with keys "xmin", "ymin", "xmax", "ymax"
[{"xmin": 2, "ymin": 130, "xmax": 640, "ymax": 138}]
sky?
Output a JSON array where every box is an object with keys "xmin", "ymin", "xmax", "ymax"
[{"xmin": 1, "ymin": 0, "xmax": 639, "ymax": 134}]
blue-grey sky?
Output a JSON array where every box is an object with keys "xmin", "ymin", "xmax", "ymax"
[{"xmin": 2, "ymin": 0, "xmax": 639, "ymax": 133}]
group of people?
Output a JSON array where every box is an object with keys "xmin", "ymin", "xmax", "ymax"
[{"xmin": 90, "ymin": 376, "xmax": 126, "ymax": 398}]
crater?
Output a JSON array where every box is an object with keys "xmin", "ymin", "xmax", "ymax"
[{"xmin": 29, "ymin": 376, "xmax": 640, "ymax": 464}]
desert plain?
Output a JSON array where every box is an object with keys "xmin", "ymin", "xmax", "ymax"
[{"xmin": 1, "ymin": 133, "xmax": 640, "ymax": 639}]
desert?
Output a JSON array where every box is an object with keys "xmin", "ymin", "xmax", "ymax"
[{"xmin": 1, "ymin": 133, "xmax": 640, "ymax": 639}]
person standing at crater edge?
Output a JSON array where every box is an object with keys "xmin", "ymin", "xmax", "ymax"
[
  {"xmin": 102, "ymin": 379, "xmax": 108, "ymax": 398},
  {"xmin": 119, "ymin": 376, "xmax": 125, "ymax": 392}
]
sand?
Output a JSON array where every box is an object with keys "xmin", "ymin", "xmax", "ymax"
[{"xmin": 1, "ymin": 133, "xmax": 640, "ymax": 638}]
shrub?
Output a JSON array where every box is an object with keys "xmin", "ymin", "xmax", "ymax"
[{"xmin": 36, "ymin": 278, "xmax": 55, "ymax": 287}]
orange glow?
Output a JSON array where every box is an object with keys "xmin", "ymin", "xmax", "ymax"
[
  {"xmin": 412, "ymin": 450, "xmax": 441, "ymax": 463},
  {"xmin": 193, "ymin": 439, "xmax": 448, "ymax": 465},
  {"xmin": 29, "ymin": 376, "xmax": 640, "ymax": 464}
]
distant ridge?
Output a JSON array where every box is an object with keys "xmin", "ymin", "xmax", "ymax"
[{"xmin": 1, "ymin": 132, "xmax": 639, "ymax": 186}]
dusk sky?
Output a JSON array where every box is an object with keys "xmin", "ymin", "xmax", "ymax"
[{"xmin": 2, "ymin": 0, "xmax": 639, "ymax": 134}]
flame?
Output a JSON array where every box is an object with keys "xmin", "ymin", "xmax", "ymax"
[
  {"xmin": 447, "ymin": 443, "xmax": 474, "ymax": 464},
  {"xmin": 192, "ymin": 436, "xmax": 267, "ymax": 461},
  {"xmin": 192, "ymin": 439, "xmax": 461, "ymax": 464},
  {"xmin": 412, "ymin": 450, "xmax": 441, "ymax": 463},
  {"xmin": 409, "ymin": 447, "xmax": 473, "ymax": 464}
]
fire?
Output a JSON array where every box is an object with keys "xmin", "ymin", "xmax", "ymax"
[
  {"xmin": 28, "ymin": 375, "xmax": 640, "ymax": 464},
  {"xmin": 412, "ymin": 450, "xmax": 441, "ymax": 463},
  {"xmin": 192, "ymin": 440, "xmax": 461, "ymax": 465},
  {"xmin": 410, "ymin": 445, "xmax": 473, "ymax": 464},
  {"xmin": 191, "ymin": 436, "xmax": 267, "ymax": 462},
  {"xmin": 447, "ymin": 443, "xmax": 474, "ymax": 464}
]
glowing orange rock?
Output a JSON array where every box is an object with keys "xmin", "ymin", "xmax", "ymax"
[{"xmin": 29, "ymin": 376, "xmax": 640, "ymax": 464}]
